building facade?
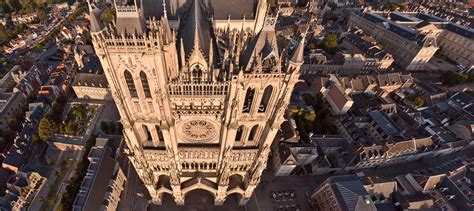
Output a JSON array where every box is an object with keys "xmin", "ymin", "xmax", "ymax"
[
  {"xmin": 90, "ymin": 0, "xmax": 303, "ymax": 205},
  {"xmin": 348, "ymin": 11, "xmax": 439, "ymax": 71}
]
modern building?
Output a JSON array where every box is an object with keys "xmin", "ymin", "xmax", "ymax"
[{"xmin": 90, "ymin": 0, "xmax": 302, "ymax": 205}]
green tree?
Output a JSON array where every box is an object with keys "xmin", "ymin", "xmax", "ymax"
[
  {"xmin": 8, "ymin": 118, "xmax": 22, "ymax": 131},
  {"xmin": 35, "ymin": 6, "xmax": 47, "ymax": 21},
  {"xmin": 100, "ymin": 8, "xmax": 115, "ymax": 24},
  {"xmin": 64, "ymin": 121, "xmax": 78, "ymax": 135},
  {"xmin": 38, "ymin": 117, "xmax": 58, "ymax": 141},
  {"xmin": 441, "ymin": 71, "xmax": 468, "ymax": 86},
  {"xmin": 0, "ymin": 128, "xmax": 16, "ymax": 144},
  {"xmin": 100, "ymin": 121, "xmax": 109, "ymax": 133},
  {"xmin": 32, "ymin": 132, "xmax": 40, "ymax": 142},
  {"xmin": 0, "ymin": 24, "xmax": 9, "ymax": 41},
  {"xmin": 116, "ymin": 122, "xmax": 123, "ymax": 134},
  {"xmin": 109, "ymin": 122, "xmax": 116, "ymax": 134},
  {"xmin": 73, "ymin": 105, "xmax": 87, "ymax": 119},
  {"xmin": 414, "ymin": 97, "xmax": 424, "ymax": 108},
  {"xmin": 321, "ymin": 33, "xmax": 338, "ymax": 54}
]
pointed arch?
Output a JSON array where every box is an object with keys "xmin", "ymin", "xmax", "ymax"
[
  {"xmin": 142, "ymin": 124, "xmax": 152, "ymax": 142},
  {"xmin": 242, "ymin": 88, "xmax": 255, "ymax": 113},
  {"xmin": 235, "ymin": 126, "xmax": 244, "ymax": 142},
  {"xmin": 258, "ymin": 85, "xmax": 273, "ymax": 113},
  {"xmin": 248, "ymin": 125, "xmax": 259, "ymax": 141},
  {"xmin": 124, "ymin": 70, "xmax": 138, "ymax": 98},
  {"xmin": 140, "ymin": 71, "xmax": 152, "ymax": 98},
  {"xmin": 248, "ymin": 125, "xmax": 259, "ymax": 142},
  {"xmin": 190, "ymin": 64, "xmax": 204, "ymax": 83},
  {"xmin": 155, "ymin": 125, "xmax": 164, "ymax": 143}
]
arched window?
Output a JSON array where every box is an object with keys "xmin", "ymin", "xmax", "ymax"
[
  {"xmin": 248, "ymin": 125, "xmax": 259, "ymax": 142},
  {"xmin": 140, "ymin": 71, "xmax": 152, "ymax": 98},
  {"xmin": 191, "ymin": 65, "xmax": 203, "ymax": 83},
  {"xmin": 242, "ymin": 88, "xmax": 255, "ymax": 113},
  {"xmin": 124, "ymin": 70, "xmax": 138, "ymax": 98},
  {"xmin": 155, "ymin": 125, "xmax": 164, "ymax": 143},
  {"xmin": 143, "ymin": 125, "xmax": 152, "ymax": 142},
  {"xmin": 235, "ymin": 126, "xmax": 244, "ymax": 142},
  {"xmin": 259, "ymin": 86, "xmax": 273, "ymax": 113}
]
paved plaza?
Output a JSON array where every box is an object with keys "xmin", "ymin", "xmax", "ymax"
[{"xmin": 146, "ymin": 144, "xmax": 473, "ymax": 211}]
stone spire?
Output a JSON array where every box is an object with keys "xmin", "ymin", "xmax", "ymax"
[
  {"xmin": 88, "ymin": 1, "xmax": 104, "ymax": 33},
  {"xmin": 180, "ymin": 0, "xmax": 212, "ymax": 62},
  {"xmin": 162, "ymin": 0, "xmax": 168, "ymax": 19},
  {"xmin": 289, "ymin": 33, "xmax": 305, "ymax": 64}
]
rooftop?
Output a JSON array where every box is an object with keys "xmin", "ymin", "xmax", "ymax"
[{"xmin": 369, "ymin": 110, "xmax": 406, "ymax": 140}]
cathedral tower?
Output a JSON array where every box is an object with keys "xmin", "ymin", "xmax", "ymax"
[{"xmin": 90, "ymin": 0, "xmax": 304, "ymax": 205}]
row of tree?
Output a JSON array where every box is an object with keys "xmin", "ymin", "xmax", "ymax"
[
  {"xmin": 0, "ymin": 0, "xmax": 67, "ymax": 14},
  {"xmin": 441, "ymin": 71, "xmax": 474, "ymax": 86}
]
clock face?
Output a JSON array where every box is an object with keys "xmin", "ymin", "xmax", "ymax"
[{"xmin": 180, "ymin": 120, "xmax": 217, "ymax": 143}]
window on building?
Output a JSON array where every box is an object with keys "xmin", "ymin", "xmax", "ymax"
[
  {"xmin": 235, "ymin": 126, "xmax": 244, "ymax": 142},
  {"xmin": 140, "ymin": 71, "xmax": 152, "ymax": 98},
  {"xmin": 191, "ymin": 65, "xmax": 203, "ymax": 83},
  {"xmin": 242, "ymin": 88, "xmax": 255, "ymax": 113},
  {"xmin": 143, "ymin": 125, "xmax": 152, "ymax": 142},
  {"xmin": 259, "ymin": 86, "xmax": 273, "ymax": 112},
  {"xmin": 248, "ymin": 125, "xmax": 259, "ymax": 142},
  {"xmin": 155, "ymin": 125, "xmax": 164, "ymax": 142},
  {"xmin": 124, "ymin": 70, "xmax": 138, "ymax": 98}
]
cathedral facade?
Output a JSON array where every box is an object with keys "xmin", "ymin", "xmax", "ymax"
[{"xmin": 89, "ymin": 0, "xmax": 304, "ymax": 205}]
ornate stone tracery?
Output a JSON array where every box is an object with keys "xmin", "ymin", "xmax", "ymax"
[
  {"xmin": 180, "ymin": 120, "xmax": 218, "ymax": 143},
  {"xmin": 90, "ymin": 0, "xmax": 304, "ymax": 205}
]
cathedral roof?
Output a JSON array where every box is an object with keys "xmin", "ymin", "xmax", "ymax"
[
  {"xmin": 180, "ymin": 0, "xmax": 212, "ymax": 61},
  {"xmin": 89, "ymin": 3, "xmax": 104, "ymax": 33},
  {"xmin": 290, "ymin": 34, "xmax": 305, "ymax": 64},
  {"xmin": 239, "ymin": 17, "xmax": 279, "ymax": 72},
  {"xmin": 140, "ymin": 0, "xmax": 258, "ymax": 20},
  {"xmin": 115, "ymin": 6, "xmax": 145, "ymax": 34}
]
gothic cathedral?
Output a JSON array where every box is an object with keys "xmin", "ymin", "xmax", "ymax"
[{"xmin": 89, "ymin": 0, "xmax": 304, "ymax": 205}]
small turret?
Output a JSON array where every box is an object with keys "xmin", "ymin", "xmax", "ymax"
[
  {"xmin": 88, "ymin": 1, "xmax": 104, "ymax": 33},
  {"xmin": 289, "ymin": 33, "xmax": 305, "ymax": 65}
]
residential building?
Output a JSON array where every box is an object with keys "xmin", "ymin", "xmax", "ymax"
[
  {"xmin": 348, "ymin": 11, "xmax": 439, "ymax": 70},
  {"xmin": 72, "ymin": 73, "xmax": 112, "ymax": 101},
  {"xmin": 0, "ymin": 171, "xmax": 47, "ymax": 211},
  {"xmin": 310, "ymin": 175, "xmax": 377, "ymax": 211},
  {"xmin": 73, "ymin": 135, "xmax": 126, "ymax": 211},
  {"xmin": 340, "ymin": 31, "xmax": 394, "ymax": 71},
  {"xmin": 2, "ymin": 106, "xmax": 44, "ymax": 172},
  {"xmin": 0, "ymin": 92, "xmax": 27, "ymax": 131},
  {"xmin": 320, "ymin": 77, "xmax": 354, "ymax": 115}
]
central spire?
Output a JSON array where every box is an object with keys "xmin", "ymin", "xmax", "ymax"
[{"xmin": 180, "ymin": 0, "xmax": 212, "ymax": 63}]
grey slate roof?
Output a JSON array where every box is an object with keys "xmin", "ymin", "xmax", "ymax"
[
  {"xmin": 326, "ymin": 175, "xmax": 377, "ymax": 211},
  {"xmin": 369, "ymin": 110, "xmax": 406, "ymax": 140},
  {"xmin": 342, "ymin": 33, "xmax": 388, "ymax": 59},
  {"xmin": 239, "ymin": 20, "xmax": 279, "ymax": 72},
  {"xmin": 89, "ymin": 5, "xmax": 104, "ymax": 32},
  {"xmin": 116, "ymin": 16, "xmax": 145, "ymax": 34},
  {"xmin": 290, "ymin": 35, "xmax": 305, "ymax": 64},
  {"xmin": 179, "ymin": 0, "xmax": 212, "ymax": 61},
  {"xmin": 140, "ymin": 0, "xmax": 257, "ymax": 20}
]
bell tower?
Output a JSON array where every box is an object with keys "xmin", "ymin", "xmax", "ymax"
[{"xmin": 90, "ymin": 0, "xmax": 304, "ymax": 205}]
